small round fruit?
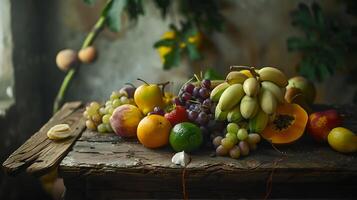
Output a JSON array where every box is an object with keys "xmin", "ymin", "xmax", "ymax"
[
  {"xmin": 169, "ymin": 122, "xmax": 203, "ymax": 152},
  {"xmin": 83, "ymin": 111, "xmax": 89, "ymax": 118},
  {"xmin": 227, "ymin": 123, "xmax": 239, "ymax": 134},
  {"xmin": 225, "ymin": 133, "xmax": 238, "ymax": 144},
  {"xmin": 97, "ymin": 123, "xmax": 107, "ymax": 133},
  {"xmin": 90, "ymin": 102, "xmax": 101, "ymax": 110},
  {"xmin": 212, "ymin": 136, "xmax": 223, "ymax": 148},
  {"xmin": 137, "ymin": 115, "xmax": 172, "ymax": 148},
  {"xmin": 110, "ymin": 92, "xmax": 120, "ymax": 100},
  {"xmin": 237, "ymin": 128, "xmax": 248, "ymax": 141},
  {"xmin": 91, "ymin": 114, "xmax": 102, "ymax": 123},
  {"xmin": 112, "ymin": 99, "xmax": 122, "ymax": 108},
  {"xmin": 56, "ymin": 49, "xmax": 77, "ymax": 71},
  {"xmin": 221, "ymin": 138, "xmax": 234, "ymax": 150},
  {"xmin": 102, "ymin": 114, "xmax": 111, "ymax": 124},
  {"xmin": 229, "ymin": 146, "xmax": 241, "ymax": 159},
  {"xmin": 238, "ymin": 141, "xmax": 250, "ymax": 156},
  {"xmin": 216, "ymin": 145, "xmax": 228, "ymax": 156},
  {"xmin": 86, "ymin": 120, "xmax": 96, "ymax": 130},
  {"xmin": 78, "ymin": 46, "xmax": 97, "ymax": 63},
  {"xmin": 247, "ymin": 133, "xmax": 261, "ymax": 145},
  {"xmin": 328, "ymin": 127, "xmax": 357, "ymax": 153}
]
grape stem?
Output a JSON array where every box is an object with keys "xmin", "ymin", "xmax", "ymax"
[
  {"xmin": 53, "ymin": 1, "xmax": 111, "ymax": 114},
  {"xmin": 124, "ymin": 83, "xmax": 136, "ymax": 88}
]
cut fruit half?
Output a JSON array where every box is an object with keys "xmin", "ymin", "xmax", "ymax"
[{"xmin": 261, "ymin": 103, "xmax": 308, "ymax": 145}]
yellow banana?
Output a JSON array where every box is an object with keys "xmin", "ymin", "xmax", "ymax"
[
  {"xmin": 218, "ymin": 84, "xmax": 245, "ymax": 111},
  {"xmin": 258, "ymin": 67, "xmax": 288, "ymax": 87},
  {"xmin": 210, "ymin": 82, "xmax": 230, "ymax": 102},
  {"xmin": 243, "ymin": 77, "xmax": 260, "ymax": 97},
  {"xmin": 261, "ymin": 81, "xmax": 284, "ymax": 103},
  {"xmin": 226, "ymin": 71, "xmax": 248, "ymax": 85},
  {"xmin": 240, "ymin": 95, "xmax": 258, "ymax": 119},
  {"xmin": 259, "ymin": 88, "xmax": 277, "ymax": 115}
]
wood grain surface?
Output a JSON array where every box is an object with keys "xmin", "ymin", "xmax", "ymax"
[
  {"xmin": 2, "ymin": 102, "xmax": 86, "ymax": 176},
  {"xmin": 59, "ymin": 104, "xmax": 357, "ymax": 199}
]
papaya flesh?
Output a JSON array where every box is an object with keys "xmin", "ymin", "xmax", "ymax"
[{"xmin": 261, "ymin": 103, "xmax": 308, "ymax": 145}]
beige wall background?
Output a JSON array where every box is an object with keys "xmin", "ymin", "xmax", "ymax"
[{"xmin": 47, "ymin": 0, "xmax": 355, "ymax": 105}]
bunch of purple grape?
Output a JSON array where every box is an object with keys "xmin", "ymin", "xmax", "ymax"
[{"xmin": 173, "ymin": 79, "xmax": 222, "ymax": 144}]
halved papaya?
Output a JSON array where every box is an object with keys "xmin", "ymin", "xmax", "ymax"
[{"xmin": 261, "ymin": 103, "xmax": 308, "ymax": 145}]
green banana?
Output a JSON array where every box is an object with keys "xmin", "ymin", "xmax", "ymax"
[
  {"xmin": 218, "ymin": 84, "xmax": 245, "ymax": 111},
  {"xmin": 248, "ymin": 108, "xmax": 269, "ymax": 133},
  {"xmin": 240, "ymin": 95, "xmax": 258, "ymax": 119},
  {"xmin": 210, "ymin": 82, "xmax": 230, "ymax": 102},
  {"xmin": 215, "ymin": 105, "xmax": 228, "ymax": 121},
  {"xmin": 227, "ymin": 105, "xmax": 243, "ymax": 123},
  {"xmin": 261, "ymin": 81, "xmax": 284, "ymax": 103},
  {"xmin": 259, "ymin": 88, "xmax": 277, "ymax": 115}
]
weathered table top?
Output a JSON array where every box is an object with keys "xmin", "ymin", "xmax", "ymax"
[
  {"xmin": 3, "ymin": 102, "xmax": 357, "ymax": 199},
  {"xmin": 58, "ymin": 104, "xmax": 357, "ymax": 199}
]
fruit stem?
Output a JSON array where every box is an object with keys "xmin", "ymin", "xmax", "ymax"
[
  {"xmin": 179, "ymin": 77, "xmax": 195, "ymax": 95},
  {"xmin": 193, "ymin": 74, "xmax": 201, "ymax": 83},
  {"xmin": 158, "ymin": 81, "xmax": 170, "ymax": 97},
  {"xmin": 124, "ymin": 83, "xmax": 136, "ymax": 88},
  {"xmin": 230, "ymin": 65, "xmax": 251, "ymax": 71},
  {"xmin": 249, "ymin": 67, "xmax": 260, "ymax": 80},
  {"xmin": 53, "ymin": 0, "xmax": 111, "ymax": 114},
  {"xmin": 137, "ymin": 78, "xmax": 150, "ymax": 86}
]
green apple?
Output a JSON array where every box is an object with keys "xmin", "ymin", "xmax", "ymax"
[{"xmin": 287, "ymin": 76, "xmax": 316, "ymax": 104}]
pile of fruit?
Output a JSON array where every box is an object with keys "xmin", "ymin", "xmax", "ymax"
[{"xmin": 83, "ymin": 66, "xmax": 357, "ymax": 158}]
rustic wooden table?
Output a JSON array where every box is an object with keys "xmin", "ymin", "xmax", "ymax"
[{"xmin": 3, "ymin": 102, "xmax": 357, "ymax": 199}]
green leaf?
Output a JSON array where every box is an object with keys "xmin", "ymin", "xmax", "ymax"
[
  {"xmin": 186, "ymin": 43, "xmax": 201, "ymax": 60},
  {"xmin": 106, "ymin": 0, "xmax": 127, "ymax": 32},
  {"xmin": 153, "ymin": 39, "xmax": 176, "ymax": 48},
  {"xmin": 83, "ymin": 0, "xmax": 96, "ymax": 5},
  {"xmin": 204, "ymin": 68, "xmax": 224, "ymax": 80},
  {"xmin": 287, "ymin": 37, "xmax": 314, "ymax": 51},
  {"xmin": 126, "ymin": 0, "xmax": 145, "ymax": 20},
  {"xmin": 154, "ymin": 0, "xmax": 171, "ymax": 18},
  {"xmin": 163, "ymin": 47, "xmax": 180, "ymax": 70}
]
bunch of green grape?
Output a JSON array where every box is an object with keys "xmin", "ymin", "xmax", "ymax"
[
  {"xmin": 83, "ymin": 91, "xmax": 135, "ymax": 133},
  {"xmin": 212, "ymin": 122, "xmax": 261, "ymax": 159}
]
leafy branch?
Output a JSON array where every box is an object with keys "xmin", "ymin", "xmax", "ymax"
[{"xmin": 287, "ymin": 2, "xmax": 355, "ymax": 82}]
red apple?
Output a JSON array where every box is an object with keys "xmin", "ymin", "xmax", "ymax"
[
  {"xmin": 307, "ymin": 109, "xmax": 343, "ymax": 142},
  {"xmin": 164, "ymin": 106, "xmax": 188, "ymax": 126}
]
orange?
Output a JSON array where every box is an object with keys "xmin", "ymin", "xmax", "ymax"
[{"xmin": 137, "ymin": 114, "xmax": 172, "ymax": 148}]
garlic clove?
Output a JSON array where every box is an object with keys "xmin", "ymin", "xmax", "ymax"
[{"xmin": 171, "ymin": 151, "xmax": 191, "ymax": 167}]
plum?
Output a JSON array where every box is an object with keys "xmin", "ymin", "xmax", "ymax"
[{"xmin": 110, "ymin": 104, "xmax": 143, "ymax": 138}]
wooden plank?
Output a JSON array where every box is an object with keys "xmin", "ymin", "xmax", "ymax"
[
  {"xmin": 2, "ymin": 101, "xmax": 85, "ymax": 176},
  {"xmin": 57, "ymin": 104, "xmax": 357, "ymax": 199},
  {"xmin": 60, "ymin": 104, "xmax": 357, "ymax": 176}
]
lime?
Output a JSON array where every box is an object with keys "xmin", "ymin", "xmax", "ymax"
[{"xmin": 169, "ymin": 122, "xmax": 203, "ymax": 152}]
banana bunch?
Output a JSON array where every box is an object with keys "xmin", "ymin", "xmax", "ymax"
[{"xmin": 211, "ymin": 66, "xmax": 288, "ymax": 133}]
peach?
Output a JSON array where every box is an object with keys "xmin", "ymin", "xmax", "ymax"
[
  {"xmin": 110, "ymin": 104, "xmax": 143, "ymax": 138},
  {"xmin": 307, "ymin": 109, "xmax": 343, "ymax": 142}
]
